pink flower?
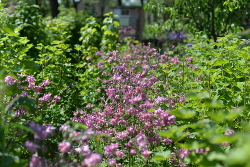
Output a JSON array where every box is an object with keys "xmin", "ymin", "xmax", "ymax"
[
  {"xmin": 224, "ymin": 129, "xmax": 235, "ymax": 136},
  {"xmin": 29, "ymin": 154, "xmax": 41, "ymax": 167},
  {"xmin": 81, "ymin": 153, "xmax": 102, "ymax": 166},
  {"xmin": 86, "ymin": 103, "xmax": 92, "ymax": 109},
  {"xmin": 170, "ymin": 57, "xmax": 179, "ymax": 64},
  {"xmin": 180, "ymin": 149, "xmax": 189, "ymax": 159},
  {"xmin": 104, "ymin": 143, "xmax": 119, "ymax": 157},
  {"xmin": 42, "ymin": 79, "xmax": 50, "ymax": 86},
  {"xmin": 195, "ymin": 148, "xmax": 205, "ymax": 154},
  {"xmin": 163, "ymin": 138, "xmax": 172, "ymax": 145},
  {"xmin": 116, "ymin": 151, "xmax": 126, "ymax": 159},
  {"xmin": 24, "ymin": 141, "xmax": 40, "ymax": 153},
  {"xmin": 106, "ymin": 87, "xmax": 116, "ymax": 99},
  {"xmin": 58, "ymin": 141, "xmax": 71, "ymax": 153},
  {"xmin": 130, "ymin": 149, "xmax": 137, "ymax": 156},
  {"xmin": 141, "ymin": 150, "xmax": 152, "ymax": 159},
  {"xmin": 192, "ymin": 66, "xmax": 198, "ymax": 70},
  {"xmin": 194, "ymin": 77, "xmax": 199, "ymax": 81},
  {"xmin": 4, "ymin": 75, "xmax": 17, "ymax": 85},
  {"xmin": 34, "ymin": 86, "xmax": 43, "ymax": 91},
  {"xmin": 108, "ymin": 158, "xmax": 116, "ymax": 166},
  {"xmin": 53, "ymin": 95, "xmax": 61, "ymax": 102}
]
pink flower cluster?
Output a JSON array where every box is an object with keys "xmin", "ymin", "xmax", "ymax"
[
  {"xmin": 72, "ymin": 45, "xmax": 195, "ymax": 165},
  {"xmin": 3, "ymin": 75, "xmax": 61, "ymax": 119}
]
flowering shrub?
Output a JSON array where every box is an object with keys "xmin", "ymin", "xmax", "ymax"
[
  {"xmin": 71, "ymin": 44, "xmax": 201, "ymax": 166},
  {"xmin": 3, "ymin": 74, "xmax": 64, "ymax": 124},
  {"xmin": 119, "ymin": 26, "xmax": 136, "ymax": 41}
]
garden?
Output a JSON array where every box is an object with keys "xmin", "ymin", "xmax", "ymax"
[{"xmin": 1, "ymin": 0, "xmax": 250, "ymax": 166}]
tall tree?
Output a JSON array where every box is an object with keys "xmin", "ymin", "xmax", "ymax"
[
  {"xmin": 146, "ymin": 0, "xmax": 250, "ymax": 42},
  {"xmin": 49, "ymin": 0, "xmax": 59, "ymax": 18},
  {"xmin": 117, "ymin": 0, "xmax": 122, "ymax": 6}
]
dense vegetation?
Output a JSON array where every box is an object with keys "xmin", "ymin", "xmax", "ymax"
[{"xmin": 1, "ymin": 1, "xmax": 250, "ymax": 167}]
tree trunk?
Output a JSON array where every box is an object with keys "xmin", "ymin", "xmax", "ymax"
[
  {"xmin": 117, "ymin": 0, "xmax": 122, "ymax": 6},
  {"xmin": 73, "ymin": 0, "xmax": 78, "ymax": 11},
  {"xmin": 140, "ymin": 0, "xmax": 144, "ymax": 6},
  {"xmin": 211, "ymin": 0, "xmax": 217, "ymax": 42},
  {"xmin": 50, "ymin": 0, "xmax": 59, "ymax": 18}
]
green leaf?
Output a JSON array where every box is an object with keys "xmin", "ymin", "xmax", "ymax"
[
  {"xmin": 0, "ymin": 24, "xmax": 18, "ymax": 37},
  {"xmin": 204, "ymin": 99, "xmax": 223, "ymax": 108},
  {"xmin": 18, "ymin": 97, "xmax": 36, "ymax": 113},
  {"xmin": 0, "ymin": 153, "xmax": 20, "ymax": 166},
  {"xmin": 23, "ymin": 61, "xmax": 40, "ymax": 71},
  {"xmin": 226, "ymin": 148, "xmax": 249, "ymax": 165},
  {"xmin": 5, "ymin": 123, "xmax": 35, "ymax": 134},
  {"xmin": 210, "ymin": 134, "xmax": 236, "ymax": 144},
  {"xmin": 179, "ymin": 141, "xmax": 207, "ymax": 150},
  {"xmin": 113, "ymin": 21, "xmax": 120, "ymax": 27},
  {"xmin": 158, "ymin": 130, "xmax": 174, "ymax": 138},
  {"xmin": 171, "ymin": 108, "xmax": 196, "ymax": 119},
  {"xmin": 70, "ymin": 122, "xmax": 87, "ymax": 130},
  {"xmin": 152, "ymin": 150, "xmax": 171, "ymax": 161},
  {"xmin": 185, "ymin": 92, "xmax": 209, "ymax": 101},
  {"xmin": 0, "ymin": 67, "xmax": 7, "ymax": 80},
  {"xmin": 207, "ymin": 151, "xmax": 227, "ymax": 161},
  {"xmin": 5, "ymin": 84, "xmax": 22, "ymax": 95},
  {"xmin": 51, "ymin": 40, "xmax": 63, "ymax": 45}
]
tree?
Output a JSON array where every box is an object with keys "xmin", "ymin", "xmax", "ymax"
[
  {"xmin": 117, "ymin": 0, "xmax": 122, "ymax": 6},
  {"xmin": 146, "ymin": 0, "xmax": 250, "ymax": 42},
  {"xmin": 49, "ymin": 0, "xmax": 59, "ymax": 18}
]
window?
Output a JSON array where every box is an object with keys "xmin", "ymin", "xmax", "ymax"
[{"xmin": 121, "ymin": 9, "xmax": 129, "ymax": 16}]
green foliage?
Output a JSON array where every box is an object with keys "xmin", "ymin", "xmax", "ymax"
[
  {"xmin": 152, "ymin": 34, "xmax": 250, "ymax": 166},
  {"xmin": 145, "ymin": 0, "xmax": 249, "ymax": 41},
  {"xmin": 238, "ymin": 28, "xmax": 250, "ymax": 39},
  {"xmin": 79, "ymin": 12, "xmax": 120, "ymax": 55},
  {"xmin": 8, "ymin": 1, "xmax": 47, "ymax": 58}
]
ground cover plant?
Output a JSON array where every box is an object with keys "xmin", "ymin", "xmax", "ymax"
[{"xmin": 2, "ymin": 1, "xmax": 250, "ymax": 167}]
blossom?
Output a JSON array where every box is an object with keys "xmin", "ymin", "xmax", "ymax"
[
  {"xmin": 224, "ymin": 129, "xmax": 235, "ymax": 136},
  {"xmin": 4, "ymin": 75, "xmax": 17, "ymax": 85},
  {"xmin": 42, "ymin": 79, "xmax": 49, "ymax": 87},
  {"xmin": 53, "ymin": 95, "xmax": 61, "ymax": 102},
  {"xmin": 141, "ymin": 150, "xmax": 152, "ymax": 159},
  {"xmin": 58, "ymin": 141, "xmax": 71, "ymax": 153},
  {"xmin": 26, "ymin": 75, "xmax": 35, "ymax": 83},
  {"xmin": 38, "ymin": 94, "xmax": 51, "ymax": 102},
  {"xmin": 130, "ymin": 149, "xmax": 137, "ymax": 156},
  {"xmin": 34, "ymin": 86, "xmax": 43, "ymax": 91},
  {"xmin": 180, "ymin": 149, "xmax": 189, "ymax": 159},
  {"xmin": 108, "ymin": 158, "xmax": 116, "ymax": 166},
  {"xmin": 30, "ymin": 122, "xmax": 53, "ymax": 140},
  {"xmin": 195, "ymin": 148, "xmax": 205, "ymax": 154},
  {"xmin": 104, "ymin": 143, "xmax": 119, "ymax": 157},
  {"xmin": 106, "ymin": 87, "xmax": 116, "ymax": 99},
  {"xmin": 170, "ymin": 57, "xmax": 179, "ymax": 64},
  {"xmin": 24, "ymin": 141, "xmax": 40, "ymax": 153},
  {"xmin": 59, "ymin": 124, "xmax": 71, "ymax": 131},
  {"xmin": 81, "ymin": 145, "xmax": 92, "ymax": 157},
  {"xmin": 116, "ymin": 151, "xmax": 126, "ymax": 159},
  {"xmin": 155, "ymin": 96, "xmax": 168, "ymax": 104},
  {"xmin": 192, "ymin": 66, "xmax": 198, "ymax": 70},
  {"xmin": 29, "ymin": 154, "xmax": 41, "ymax": 167},
  {"xmin": 81, "ymin": 153, "xmax": 102, "ymax": 167}
]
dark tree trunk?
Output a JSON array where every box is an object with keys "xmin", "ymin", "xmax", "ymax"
[
  {"xmin": 99, "ymin": 0, "xmax": 106, "ymax": 20},
  {"xmin": 211, "ymin": 0, "xmax": 217, "ymax": 42},
  {"xmin": 35, "ymin": 0, "xmax": 39, "ymax": 6},
  {"xmin": 117, "ymin": 0, "xmax": 122, "ymax": 6},
  {"xmin": 65, "ymin": 0, "xmax": 70, "ymax": 8},
  {"xmin": 140, "ymin": 0, "xmax": 144, "ymax": 6},
  {"xmin": 73, "ymin": 0, "xmax": 78, "ymax": 11},
  {"xmin": 50, "ymin": 0, "xmax": 59, "ymax": 18}
]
